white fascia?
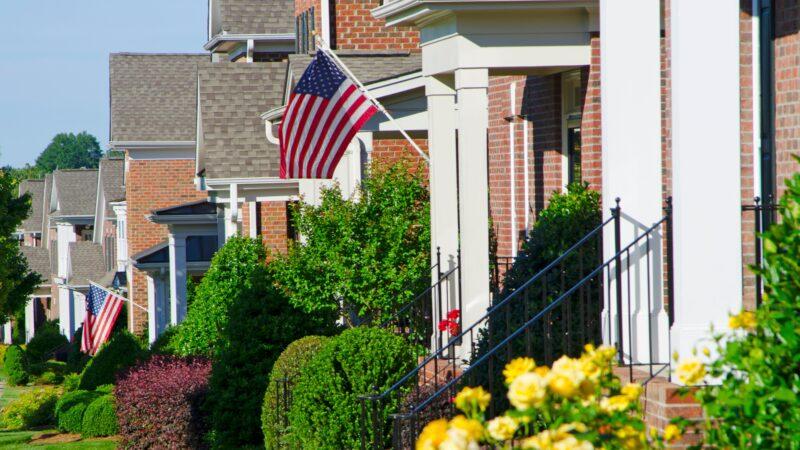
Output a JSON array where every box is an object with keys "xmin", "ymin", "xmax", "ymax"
[
  {"xmin": 109, "ymin": 141, "xmax": 196, "ymax": 150},
  {"xmin": 203, "ymin": 33, "xmax": 295, "ymax": 51},
  {"xmin": 203, "ymin": 178, "xmax": 300, "ymax": 203},
  {"xmin": 373, "ymin": 0, "xmax": 596, "ymax": 26}
]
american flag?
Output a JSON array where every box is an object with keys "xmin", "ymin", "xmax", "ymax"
[
  {"xmin": 81, "ymin": 284, "xmax": 124, "ymax": 355},
  {"xmin": 279, "ymin": 51, "xmax": 378, "ymax": 179}
]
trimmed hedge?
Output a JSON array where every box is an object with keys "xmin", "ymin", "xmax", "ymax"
[
  {"xmin": 63, "ymin": 374, "xmax": 81, "ymax": 392},
  {"xmin": 149, "ymin": 325, "xmax": 179, "ymax": 356},
  {"xmin": 81, "ymin": 394, "xmax": 118, "ymax": 437},
  {"xmin": 67, "ymin": 327, "xmax": 90, "ymax": 374},
  {"xmin": 0, "ymin": 387, "xmax": 59, "ymax": 430},
  {"xmin": 25, "ymin": 320, "xmax": 68, "ymax": 365},
  {"xmin": 4, "ymin": 345, "xmax": 28, "ymax": 386},
  {"xmin": 206, "ymin": 238, "xmax": 336, "ymax": 448},
  {"xmin": 55, "ymin": 390, "xmax": 101, "ymax": 433},
  {"xmin": 262, "ymin": 336, "xmax": 330, "ymax": 449},
  {"xmin": 289, "ymin": 327, "xmax": 415, "ymax": 449},
  {"xmin": 78, "ymin": 331, "xmax": 146, "ymax": 391},
  {"xmin": 116, "ymin": 355, "xmax": 212, "ymax": 449}
]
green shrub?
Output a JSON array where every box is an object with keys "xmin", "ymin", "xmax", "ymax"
[
  {"xmin": 4, "ymin": 345, "xmax": 28, "ymax": 386},
  {"xmin": 0, "ymin": 387, "xmax": 59, "ymax": 430},
  {"xmin": 78, "ymin": 331, "xmax": 146, "ymax": 391},
  {"xmin": 205, "ymin": 238, "xmax": 336, "ymax": 448},
  {"xmin": 80, "ymin": 394, "xmax": 118, "ymax": 437},
  {"xmin": 55, "ymin": 390, "xmax": 101, "ymax": 433},
  {"xmin": 67, "ymin": 327, "xmax": 90, "ymax": 373},
  {"xmin": 271, "ymin": 161, "xmax": 430, "ymax": 325},
  {"xmin": 33, "ymin": 371, "xmax": 62, "ymax": 385},
  {"xmin": 692, "ymin": 169, "xmax": 800, "ymax": 447},
  {"xmin": 0, "ymin": 343, "xmax": 9, "ymax": 365},
  {"xmin": 25, "ymin": 320, "xmax": 68, "ymax": 365},
  {"xmin": 289, "ymin": 327, "xmax": 415, "ymax": 449},
  {"xmin": 95, "ymin": 384, "xmax": 114, "ymax": 394},
  {"xmin": 262, "ymin": 336, "xmax": 330, "ymax": 449},
  {"xmin": 149, "ymin": 325, "xmax": 179, "ymax": 356},
  {"xmin": 63, "ymin": 373, "xmax": 81, "ymax": 392}
]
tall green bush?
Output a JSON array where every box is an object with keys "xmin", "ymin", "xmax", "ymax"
[
  {"xmin": 81, "ymin": 394, "xmax": 118, "ymax": 437},
  {"xmin": 26, "ymin": 320, "xmax": 68, "ymax": 365},
  {"xmin": 271, "ymin": 161, "xmax": 430, "ymax": 326},
  {"xmin": 692, "ymin": 170, "xmax": 800, "ymax": 447},
  {"xmin": 4, "ymin": 344, "xmax": 28, "ymax": 386},
  {"xmin": 0, "ymin": 387, "xmax": 59, "ymax": 430},
  {"xmin": 289, "ymin": 327, "xmax": 416, "ymax": 449},
  {"xmin": 78, "ymin": 331, "xmax": 146, "ymax": 390},
  {"xmin": 204, "ymin": 238, "xmax": 335, "ymax": 448},
  {"xmin": 262, "ymin": 335, "xmax": 330, "ymax": 449}
]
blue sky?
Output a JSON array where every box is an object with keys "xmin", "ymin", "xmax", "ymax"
[{"xmin": 0, "ymin": 0, "xmax": 207, "ymax": 167}]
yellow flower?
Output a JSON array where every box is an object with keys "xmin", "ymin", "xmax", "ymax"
[
  {"xmin": 621, "ymin": 383, "xmax": 643, "ymax": 401},
  {"xmin": 615, "ymin": 425, "xmax": 645, "ymax": 450},
  {"xmin": 675, "ymin": 357, "xmax": 706, "ymax": 386},
  {"xmin": 548, "ymin": 356, "xmax": 585, "ymax": 398},
  {"xmin": 486, "ymin": 415, "xmax": 517, "ymax": 441},
  {"xmin": 729, "ymin": 311, "xmax": 757, "ymax": 330},
  {"xmin": 416, "ymin": 418, "xmax": 448, "ymax": 450},
  {"xmin": 503, "ymin": 357, "xmax": 536, "ymax": 384},
  {"xmin": 454, "ymin": 386, "xmax": 491, "ymax": 413},
  {"xmin": 600, "ymin": 395, "xmax": 631, "ymax": 413},
  {"xmin": 521, "ymin": 429, "xmax": 594, "ymax": 450},
  {"xmin": 508, "ymin": 371, "xmax": 547, "ymax": 410},
  {"xmin": 702, "ymin": 347, "xmax": 711, "ymax": 357},
  {"xmin": 664, "ymin": 424, "xmax": 682, "ymax": 442},
  {"xmin": 449, "ymin": 415, "xmax": 484, "ymax": 442}
]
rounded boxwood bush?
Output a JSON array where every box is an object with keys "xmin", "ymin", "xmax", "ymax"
[
  {"xmin": 4, "ymin": 345, "xmax": 28, "ymax": 386},
  {"xmin": 0, "ymin": 387, "xmax": 59, "ymax": 430},
  {"xmin": 55, "ymin": 390, "xmax": 101, "ymax": 433},
  {"xmin": 262, "ymin": 336, "xmax": 330, "ymax": 449},
  {"xmin": 81, "ymin": 394, "xmax": 117, "ymax": 437},
  {"xmin": 26, "ymin": 320, "xmax": 68, "ymax": 365},
  {"xmin": 289, "ymin": 327, "xmax": 415, "ymax": 449},
  {"xmin": 78, "ymin": 331, "xmax": 146, "ymax": 391}
]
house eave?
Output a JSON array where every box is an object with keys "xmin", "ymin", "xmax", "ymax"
[
  {"xmin": 373, "ymin": 0, "xmax": 597, "ymax": 26},
  {"xmin": 146, "ymin": 214, "xmax": 219, "ymax": 225},
  {"xmin": 109, "ymin": 141, "xmax": 196, "ymax": 150},
  {"xmin": 203, "ymin": 33, "xmax": 296, "ymax": 51}
]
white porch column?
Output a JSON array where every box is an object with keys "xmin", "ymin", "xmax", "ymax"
[
  {"xmin": 168, "ymin": 234, "xmax": 188, "ymax": 326},
  {"xmin": 670, "ymin": 0, "xmax": 741, "ymax": 363},
  {"xmin": 3, "ymin": 321, "xmax": 12, "ymax": 344},
  {"xmin": 426, "ymin": 75, "xmax": 460, "ymax": 330},
  {"xmin": 56, "ymin": 223, "xmax": 77, "ymax": 337},
  {"xmin": 455, "ymin": 68, "xmax": 491, "ymax": 339},
  {"xmin": 25, "ymin": 298, "xmax": 35, "ymax": 343},
  {"xmin": 147, "ymin": 274, "xmax": 157, "ymax": 344},
  {"xmin": 600, "ymin": 0, "xmax": 666, "ymax": 363}
]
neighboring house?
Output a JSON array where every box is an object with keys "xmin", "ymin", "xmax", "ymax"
[
  {"xmin": 109, "ymin": 53, "xmax": 210, "ymax": 336},
  {"xmin": 92, "ymin": 157, "xmax": 126, "ymax": 279},
  {"xmin": 16, "ymin": 180, "xmax": 45, "ymax": 247},
  {"xmin": 205, "ymin": 0, "xmax": 295, "ymax": 62},
  {"xmin": 18, "ymin": 246, "xmax": 52, "ymax": 344}
]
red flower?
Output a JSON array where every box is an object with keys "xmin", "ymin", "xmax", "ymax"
[
  {"xmin": 447, "ymin": 309, "xmax": 461, "ymax": 320},
  {"xmin": 447, "ymin": 321, "xmax": 460, "ymax": 336},
  {"xmin": 438, "ymin": 321, "xmax": 449, "ymax": 332}
]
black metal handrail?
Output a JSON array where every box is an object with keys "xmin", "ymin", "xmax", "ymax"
[
  {"xmin": 742, "ymin": 196, "xmax": 778, "ymax": 307},
  {"xmin": 359, "ymin": 213, "xmax": 612, "ymax": 449}
]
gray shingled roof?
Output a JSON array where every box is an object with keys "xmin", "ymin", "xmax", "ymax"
[
  {"xmin": 99, "ymin": 158, "xmax": 125, "ymax": 215},
  {"xmin": 52, "ymin": 169, "xmax": 98, "ymax": 218},
  {"xmin": 42, "ymin": 174, "xmax": 53, "ymax": 242},
  {"xmin": 215, "ymin": 0, "xmax": 294, "ymax": 35},
  {"xmin": 67, "ymin": 241, "xmax": 107, "ymax": 286},
  {"xmin": 197, "ymin": 61, "xmax": 286, "ymax": 179},
  {"xmin": 110, "ymin": 53, "xmax": 208, "ymax": 143},
  {"xmin": 18, "ymin": 180, "xmax": 44, "ymax": 233},
  {"xmin": 20, "ymin": 246, "xmax": 51, "ymax": 283},
  {"xmin": 288, "ymin": 52, "xmax": 422, "ymax": 87}
]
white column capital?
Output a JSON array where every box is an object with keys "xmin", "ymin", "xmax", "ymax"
[
  {"xmin": 425, "ymin": 74, "xmax": 456, "ymax": 97},
  {"xmin": 455, "ymin": 68, "xmax": 489, "ymax": 91}
]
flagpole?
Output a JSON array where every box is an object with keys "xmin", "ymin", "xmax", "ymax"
[
  {"xmin": 88, "ymin": 280, "xmax": 148, "ymax": 313},
  {"xmin": 314, "ymin": 35, "xmax": 430, "ymax": 165}
]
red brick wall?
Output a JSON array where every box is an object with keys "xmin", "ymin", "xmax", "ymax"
[
  {"xmin": 295, "ymin": 0, "xmax": 322, "ymax": 31},
  {"xmin": 774, "ymin": 0, "xmax": 800, "ymax": 198},
  {"xmin": 582, "ymin": 34, "xmax": 603, "ymax": 192},
  {"xmin": 371, "ymin": 137, "xmax": 428, "ymax": 179},
  {"xmin": 259, "ymin": 201, "xmax": 289, "ymax": 256},
  {"xmin": 125, "ymin": 156, "xmax": 205, "ymax": 334},
  {"xmin": 331, "ymin": 0, "xmax": 419, "ymax": 51},
  {"xmin": 740, "ymin": 1, "xmax": 757, "ymax": 310}
]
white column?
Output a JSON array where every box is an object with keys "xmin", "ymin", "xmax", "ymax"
[
  {"xmin": 248, "ymin": 202, "xmax": 258, "ymax": 238},
  {"xmin": 168, "ymin": 234, "xmax": 188, "ymax": 326},
  {"xmin": 600, "ymin": 0, "xmax": 666, "ymax": 363},
  {"xmin": 3, "ymin": 321, "xmax": 12, "ymax": 344},
  {"xmin": 455, "ymin": 68, "xmax": 491, "ymax": 342},
  {"xmin": 56, "ymin": 223, "xmax": 76, "ymax": 278},
  {"xmin": 147, "ymin": 274, "xmax": 157, "ymax": 344},
  {"xmin": 58, "ymin": 286, "xmax": 73, "ymax": 337},
  {"xmin": 25, "ymin": 297, "xmax": 35, "ymax": 343},
  {"xmin": 670, "ymin": 0, "xmax": 741, "ymax": 364},
  {"xmin": 426, "ymin": 75, "xmax": 460, "ymax": 346}
]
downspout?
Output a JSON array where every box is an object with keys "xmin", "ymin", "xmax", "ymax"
[
  {"xmin": 757, "ymin": 0, "xmax": 776, "ymax": 224},
  {"xmin": 522, "ymin": 114, "xmax": 530, "ymax": 236},
  {"xmin": 752, "ymin": 0, "xmax": 762, "ymax": 202},
  {"xmin": 508, "ymin": 84, "xmax": 518, "ymax": 256}
]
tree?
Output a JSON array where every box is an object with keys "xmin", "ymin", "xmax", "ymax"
[
  {"xmin": 0, "ymin": 171, "xmax": 41, "ymax": 322},
  {"xmin": 35, "ymin": 132, "xmax": 102, "ymax": 172},
  {"xmin": 270, "ymin": 161, "xmax": 430, "ymax": 326}
]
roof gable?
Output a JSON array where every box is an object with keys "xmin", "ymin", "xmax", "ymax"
[
  {"xmin": 52, "ymin": 169, "xmax": 98, "ymax": 218},
  {"xmin": 212, "ymin": 0, "xmax": 295, "ymax": 36},
  {"xmin": 18, "ymin": 180, "xmax": 45, "ymax": 233}
]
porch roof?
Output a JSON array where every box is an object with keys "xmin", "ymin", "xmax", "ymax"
[
  {"xmin": 67, "ymin": 241, "xmax": 111, "ymax": 286},
  {"xmin": 18, "ymin": 179, "xmax": 44, "ymax": 233},
  {"xmin": 19, "ymin": 246, "xmax": 51, "ymax": 284},
  {"xmin": 51, "ymin": 169, "xmax": 98, "ymax": 219}
]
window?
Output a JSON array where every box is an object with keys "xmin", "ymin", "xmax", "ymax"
[
  {"xmin": 296, "ymin": 7, "xmax": 316, "ymax": 53},
  {"xmin": 561, "ymin": 71, "xmax": 583, "ymax": 187},
  {"xmin": 186, "ymin": 235, "xmax": 218, "ymax": 262}
]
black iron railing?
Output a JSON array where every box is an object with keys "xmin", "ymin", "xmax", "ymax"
[
  {"xmin": 742, "ymin": 196, "xmax": 778, "ymax": 307},
  {"xmin": 359, "ymin": 198, "xmax": 675, "ymax": 449},
  {"xmin": 359, "ymin": 213, "xmax": 611, "ymax": 449},
  {"xmin": 491, "ymin": 255, "xmax": 515, "ymax": 296},
  {"xmin": 380, "ymin": 247, "xmax": 462, "ymax": 352}
]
